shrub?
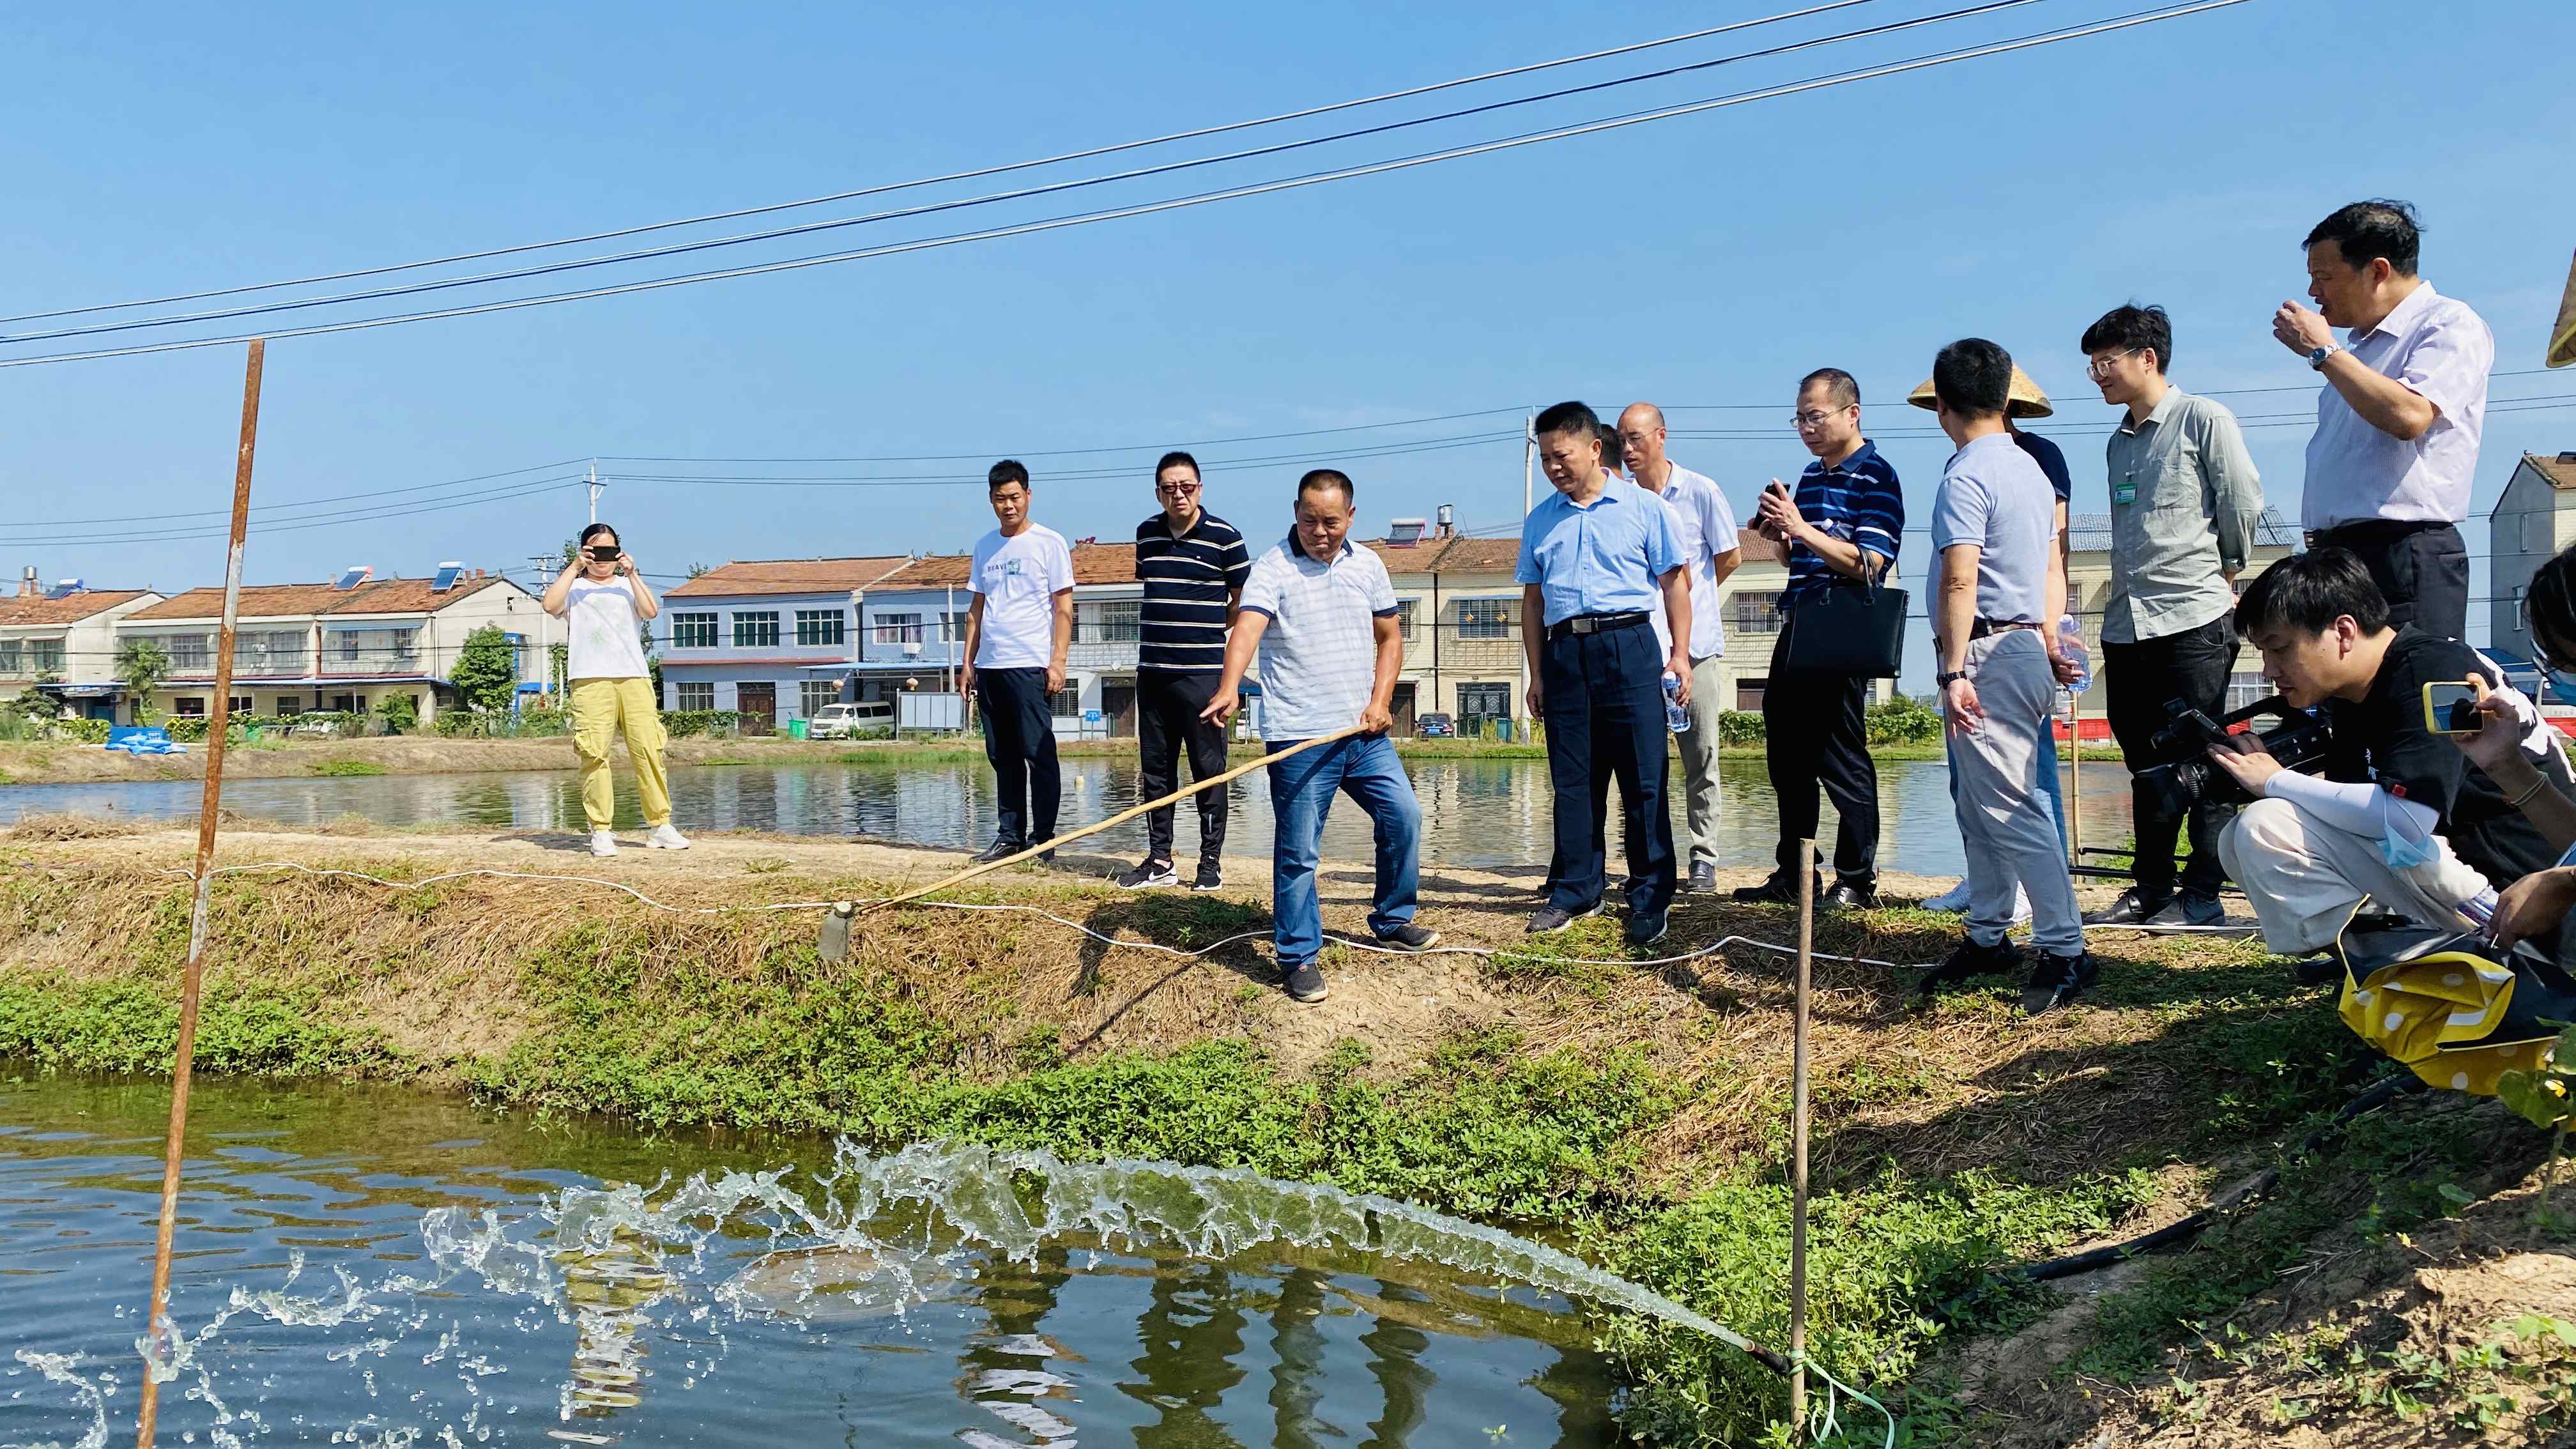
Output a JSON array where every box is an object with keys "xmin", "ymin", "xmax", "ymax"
[
  {"xmin": 661, "ymin": 710, "xmax": 741, "ymax": 739},
  {"xmin": 1865, "ymin": 691, "xmax": 1943, "ymax": 746},
  {"xmin": 378, "ymin": 694, "xmax": 419, "ymax": 733},
  {"xmin": 55, "ymin": 717, "xmax": 111, "ymax": 744},
  {"xmin": 1714, "ymin": 710, "xmax": 1765, "ymax": 746},
  {"xmin": 434, "ymin": 710, "xmax": 483, "ymax": 738}
]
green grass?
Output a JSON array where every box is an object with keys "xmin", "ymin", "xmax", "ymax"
[{"xmin": 309, "ymin": 758, "xmax": 387, "ymax": 776}]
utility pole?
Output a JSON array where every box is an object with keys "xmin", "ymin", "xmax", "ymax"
[
  {"xmin": 586, "ymin": 460, "xmax": 603, "ymax": 525},
  {"xmin": 528, "ymin": 554, "xmax": 559, "ymax": 705}
]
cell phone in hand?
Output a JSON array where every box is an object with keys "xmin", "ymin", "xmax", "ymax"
[{"xmin": 2421, "ymin": 680, "xmax": 2482, "ymax": 735}]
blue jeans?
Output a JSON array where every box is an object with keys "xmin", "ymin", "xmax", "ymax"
[{"xmin": 1266, "ymin": 734, "xmax": 1422, "ymax": 968}]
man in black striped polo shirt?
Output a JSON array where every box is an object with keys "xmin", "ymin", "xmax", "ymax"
[{"xmin": 1119, "ymin": 450, "xmax": 1254, "ymax": 890}]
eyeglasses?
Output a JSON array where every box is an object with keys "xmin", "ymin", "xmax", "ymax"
[
  {"xmin": 1791, "ymin": 408, "xmax": 1848, "ymax": 430},
  {"xmin": 2085, "ymin": 348, "xmax": 2142, "ymax": 380},
  {"xmin": 1156, "ymin": 482, "xmax": 1201, "ymax": 496}
]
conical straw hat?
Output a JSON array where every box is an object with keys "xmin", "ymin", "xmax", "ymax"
[
  {"xmin": 2550, "ymin": 249, "xmax": 2576, "ymax": 368},
  {"xmin": 1906, "ymin": 365, "xmax": 2053, "ymax": 417}
]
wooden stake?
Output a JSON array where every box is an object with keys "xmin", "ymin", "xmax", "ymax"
[
  {"xmin": 856, "ymin": 723, "xmax": 1362, "ymax": 917},
  {"xmin": 1788, "ymin": 836, "xmax": 1814, "ymax": 1429},
  {"xmin": 136, "ymin": 339, "xmax": 263, "ymax": 1449}
]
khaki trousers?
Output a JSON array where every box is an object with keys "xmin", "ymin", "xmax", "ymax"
[
  {"xmin": 2215, "ymin": 795, "xmax": 2494, "ymax": 954},
  {"xmin": 569, "ymin": 676, "xmax": 671, "ymax": 831},
  {"xmin": 1675, "ymin": 654, "xmax": 1728, "ymax": 870}
]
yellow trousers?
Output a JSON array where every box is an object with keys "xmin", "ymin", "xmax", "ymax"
[{"xmin": 569, "ymin": 677, "xmax": 671, "ymax": 830}]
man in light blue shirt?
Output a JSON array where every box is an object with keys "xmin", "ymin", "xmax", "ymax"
[{"xmin": 1515, "ymin": 400, "xmax": 1692, "ymax": 944}]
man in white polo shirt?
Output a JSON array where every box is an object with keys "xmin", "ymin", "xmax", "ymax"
[
  {"xmin": 1203, "ymin": 470, "xmax": 1438, "ymax": 1004},
  {"xmin": 1619, "ymin": 401, "xmax": 1742, "ymax": 893},
  {"xmin": 2273, "ymin": 199, "xmax": 2492, "ymax": 640},
  {"xmin": 962, "ymin": 459, "xmax": 1075, "ymax": 864}
]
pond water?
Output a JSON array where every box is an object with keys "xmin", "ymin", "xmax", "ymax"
[
  {"xmin": 0, "ymin": 755, "xmax": 2135, "ymax": 880},
  {"xmin": 0, "ymin": 1075, "xmax": 1634, "ymax": 1449}
]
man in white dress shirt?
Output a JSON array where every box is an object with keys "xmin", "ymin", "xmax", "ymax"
[
  {"xmin": 2273, "ymin": 199, "xmax": 2492, "ymax": 641},
  {"xmin": 1618, "ymin": 402, "xmax": 1742, "ymax": 893}
]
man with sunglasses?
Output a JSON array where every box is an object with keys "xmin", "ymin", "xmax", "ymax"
[
  {"xmin": 1119, "ymin": 450, "xmax": 1253, "ymax": 891},
  {"xmin": 2079, "ymin": 303, "xmax": 2265, "ymax": 928}
]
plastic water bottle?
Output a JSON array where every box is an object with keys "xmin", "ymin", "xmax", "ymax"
[
  {"xmin": 1662, "ymin": 671, "xmax": 1691, "ymax": 733},
  {"xmin": 2055, "ymin": 614, "xmax": 2092, "ymax": 694}
]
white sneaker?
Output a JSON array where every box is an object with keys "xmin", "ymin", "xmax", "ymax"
[
  {"xmin": 590, "ymin": 831, "xmax": 619, "ymax": 857},
  {"xmin": 1922, "ymin": 880, "xmax": 1971, "ymax": 912},
  {"xmin": 646, "ymin": 824, "xmax": 691, "ymax": 850}
]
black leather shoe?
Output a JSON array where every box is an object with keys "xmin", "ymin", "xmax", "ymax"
[
  {"xmin": 2021, "ymin": 950, "xmax": 2099, "ymax": 1015},
  {"xmin": 2082, "ymin": 887, "xmax": 2170, "ymax": 926},
  {"xmin": 1685, "ymin": 863, "xmax": 1717, "ymax": 894},
  {"xmin": 1731, "ymin": 875, "xmax": 1818, "ymax": 906},
  {"xmin": 968, "ymin": 839, "xmax": 1023, "ymax": 864},
  {"xmin": 1822, "ymin": 882, "xmax": 1879, "ymax": 910},
  {"xmin": 1919, "ymin": 936, "xmax": 2024, "ymax": 996}
]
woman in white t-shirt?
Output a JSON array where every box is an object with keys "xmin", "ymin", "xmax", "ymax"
[{"xmin": 542, "ymin": 523, "xmax": 687, "ymax": 857}]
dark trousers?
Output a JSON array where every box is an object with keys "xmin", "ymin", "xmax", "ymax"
[
  {"xmin": 977, "ymin": 666, "xmax": 1060, "ymax": 847},
  {"xmin": 2311, "ymin": 521, "xmax": 2469, "ymax": 640},
  {"xmin": 1137, "ymin": 670, "xmax": 1229, "ymax": 864},
  {"xmin": 2103, "ymin": 616, "xmax": 2241, "ymax": 901},
  {"xmin": 1540, "ymin": 620, "xmax": 1676, "ymax": 919},
  {"xmin": 1760, "ymin": 636, "xmax": 1879, "ymax": 886}
]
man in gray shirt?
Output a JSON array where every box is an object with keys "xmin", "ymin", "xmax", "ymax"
[
  {"xmin": 1918, "ymin": 339, "xmax": 2092, "ymax": 1016},
  {"xmin": 2079, "ymin": 304, "xmax": 2265, "ymax": 928}
]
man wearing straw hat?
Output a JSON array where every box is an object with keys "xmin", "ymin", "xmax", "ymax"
[
  {"xmin": 2274, "ymin": 199, "xmax": 2491, "ymax": 641},
  {"xmin": 1202, "ymin": 469, "xmax": 1438, "ymax": 1004},
  {"xmin": 2077, "ymin": 303, "xmax": 2264, "ymax": 928},
  {"xmin": 1915, "ymin": 339, "xmax": 2095, "ymax": 1015},
  {"xmin": 1908, "ymin": 364, "xmax": 2074, "ymax": 917}
]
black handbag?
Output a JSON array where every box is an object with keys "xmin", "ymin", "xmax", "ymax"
[{"xmin": 1775, "ymin": 570, "xmax": 1907, "ymax": 678}]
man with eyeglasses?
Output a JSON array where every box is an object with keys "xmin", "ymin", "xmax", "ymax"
[
  {"xmin": 2079, "ymin": 303, "xmax": 2265, "ymax": 928},
  {"xmin": 1739, "ymin": 367, "xmax": 1902, "ymax": 908},
  {"xmin": 1119, "ymin": 450, "xmax": 1253, "ymax": 891}
]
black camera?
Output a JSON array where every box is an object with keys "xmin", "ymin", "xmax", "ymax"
[{"xmin": 2135, "ymin": 696, "xmax": 2334, "ymax": 812}]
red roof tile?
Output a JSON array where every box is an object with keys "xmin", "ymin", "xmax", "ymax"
[
  {"xmin": 665, "ymin": 556, "xmax": 912, "ymax": 597},
  {"xmin": 0, "ymin": 589, "xmax": 155, "ymax": 627},
  {"xmin": 128, "ymin": 574, "xmax": 518, "ymax": 622},
  {"xmin": 875, "ymin": 544, "xmax": 1138, "ymax": 589}
]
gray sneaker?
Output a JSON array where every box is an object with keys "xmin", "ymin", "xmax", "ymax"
[
  {"xmin": 1685, "ymin": 862, "xmax": 1717, "ymax": 894},
  {"xmin": 1282, "ymin": 961, "xmax": 1329, "ymax": 1003},
  {"xmin": 2147, "ymin": 893, "xmax": 2226, "ymax": 928},
  {"xmin": 1376, "ymin": 923, "xmax": 1441, "ymax": 952}
]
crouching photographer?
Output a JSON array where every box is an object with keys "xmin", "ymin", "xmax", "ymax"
[{"xmin": 2204, "ymin": 548, "xmax": 2559, "ymax": 954}]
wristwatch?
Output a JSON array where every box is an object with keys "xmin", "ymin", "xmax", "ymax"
[
  {"xmin": 1936, "ymin": 670, "xmax": 1968, "ymax": 689},
  {"xmin": 2306, "ymin": 342, "xmax": 2342, "ymax": 370}
]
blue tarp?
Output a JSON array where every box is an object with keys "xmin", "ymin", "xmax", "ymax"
[{"xmin": 102, "ymin": 726, "xmax": 187, "ymax": 756}]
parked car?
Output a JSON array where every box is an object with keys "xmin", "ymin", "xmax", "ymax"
[
  {"xmin": 1416, "ymin": 712, "xmax": 1455, "ymax": 739},
  {"xmin": 804, "ymin": 702, "xmax": 888, "ymax": 740}
]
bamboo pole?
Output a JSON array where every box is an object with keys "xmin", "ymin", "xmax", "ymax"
[
  {"xmin": 135, "ymin": 339, "xmax": 264, "ymax": 1449},
  {"xmin": 856, "ymin": 723, "xmax": 1363, "ymax": 917},
  {"xmin": 1788, "ymin": 837, "xmax": 1814, "ymax": 1428}
]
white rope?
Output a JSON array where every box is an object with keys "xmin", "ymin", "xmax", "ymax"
[{"xmin": 158, "ymin": 861, "xmax": 1924, "ymax": 971}]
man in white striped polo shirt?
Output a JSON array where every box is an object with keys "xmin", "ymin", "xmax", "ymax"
[
  {"xmin": 1119, "ymin": 450, "xmax": 1253, "ymax": 891},
  {"xmin": 1202, "ymin": 470, "xmax": 1438, "ymax": 1004}
]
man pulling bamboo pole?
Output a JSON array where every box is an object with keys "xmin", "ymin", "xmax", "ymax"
[{"xmin": 135, "ymin": 339, "xmax": 264, "ymax": 1449}]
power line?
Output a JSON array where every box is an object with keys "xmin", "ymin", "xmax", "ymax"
[
  {"xmin": 0, "ymin": 457, "xmax": 593, "ymax": 532},
  {"xmin": 0, "ymin": 1, "xmax": 1886, "ymax": 329},
  {"xmin": 0, "ymin": 477, "xmax": 588, "ymax": 548},
  {"xmin": 0, "ymin": 0, "xmax": 2253, "ymax": 371}
]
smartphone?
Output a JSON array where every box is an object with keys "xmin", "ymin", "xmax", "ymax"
[{"xmin": 2421, "ymin": 680, "xmax": 2483, "ymax": 735}]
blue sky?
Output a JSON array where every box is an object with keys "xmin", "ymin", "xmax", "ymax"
[{"xmin": 3, "ymin": 0, "xmax": 2572, "ymax": 652}]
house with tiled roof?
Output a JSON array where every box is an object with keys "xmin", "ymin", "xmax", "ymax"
[
  {"xmin": 657, "ymin": 556, "xmax": 910, "ymax": 730},
  {"xmin": 2490, "ymin": 451, "xmax": 2576, "ymax": 704},
  {"xmin": 855, "ymin": 544, "xmax": 1140, "ymax": 733},
  {"xmin": 112, "ymin": 565, "xmax": 539, "ymax": 724},
  {"xmin": 0, "ymin": 572, "xmax": 167, "ymax": 720}
]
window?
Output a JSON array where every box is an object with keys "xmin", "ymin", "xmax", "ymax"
[
  {"xmin": 0, "ymin": 640, "xmax": 18, "ymax": 674},
  {"xmin": 1395, "ymin": 599, "xmax": 1417, "ymax": 641},
  {"xmin": 1730, "ymin": 590, "xmax": 1783, "ymax": 636},
  {"xmin": 275, "ymin": 698, "xmax": 301, "ymax": 717},
  {"xmin": 795, "ymin": 609, "xmax": 847, "ymax": 647},
  {"xmin": 1077, "ymin": 600, "xmax": 1140, "ymax": 642},
  {"xmin": 29, "ymin": 639, "xmax": 63, "ymax": 673},
  {"xmin": 871, "ymin": 612, "xmax": 924, "ymax": 646},
  {"xmin": 1052, "ymin": 689, "xmax": 1082, "ymax": 719},
  {"xmin": 321, "ymin": 627, "xmax": 419, "ymax": 667},
  {"xmin": 230, "ymin": 696, "xmax": 253, "ymax": 717},
  {"xmin": 130, "ymin": 632, "xmax": 211, "ymax": 672},
  {"xmin": 172, "ymin": 698, "xmax": 208, "ymax": 717},
  {"xmin": 732, "ymin": 611, "xmax": 780, "ymax": 648},
  {"xmin": 800, "ymin": 680, "xmax": 841, "ymax": 716},
  {"xmin": 942, "ymin": 611, "xmax": 970, "ymax": 642},
  {"xmin": 1736, "ymin": 677, "xmax": 1768, "ymax": 711},
  {"xmin": 674, "ymin": 682, "xmax": 716, "ymax": 710},
  {"xmin": 2225, "ymin": 670, "xmax": 2270, "ymax": 713},
  {"xmin": 1456, "ymin": 599, "xmax": 1513, "ymax": 640},
  {"xmin": 327, "ymin": 693, "xmax": 364, "ymax": 714},
  {"xmin": 670, "ymin": 612, "xmax": 718, "ymax": 649},
  {"xmin": 243, "ymin": 630, "xmax": 307, "ymax": 676}
]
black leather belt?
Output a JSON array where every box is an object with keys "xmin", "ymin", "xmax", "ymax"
[
  {"xmin": 2304, "ymin": 519, "xmax": 2457, "ymax": 549},
  {"xmin": 1968, "ymin": 618, "xmax": 2041, "ymax": 639},
  {"xmin": 1547, "ymin": 610, "xmax": 1650, "ymax": 641}
]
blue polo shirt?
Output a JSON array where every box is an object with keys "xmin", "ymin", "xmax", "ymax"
[
  {"xmin": 1779, "ymin": 440, "xmax": 1904, "ymax": 606},
  {"xmin": 1514, "ymin": 481, "xmax": 1684, "ymax": 628}
]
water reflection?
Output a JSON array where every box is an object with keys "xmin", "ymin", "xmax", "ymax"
[
  {"xmin": 0, "ymin": 755, "xmax": 2136, "ymax": 880},
  {"xmin": 0, "ymin": 1076, "xmax": 1627, "ymax": 1449}
]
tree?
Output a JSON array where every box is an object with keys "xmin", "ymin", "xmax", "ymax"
[
  {"xmin": 450, "ymin": 625, "xmax": 520, "ymax": 714},
  {"xmin": 114, "ymin": 638, "xmax": 171, "ymax": 725},
  {"xmin": 686, "ymin": 562, "xmax": 710, "ymax": 579}
]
